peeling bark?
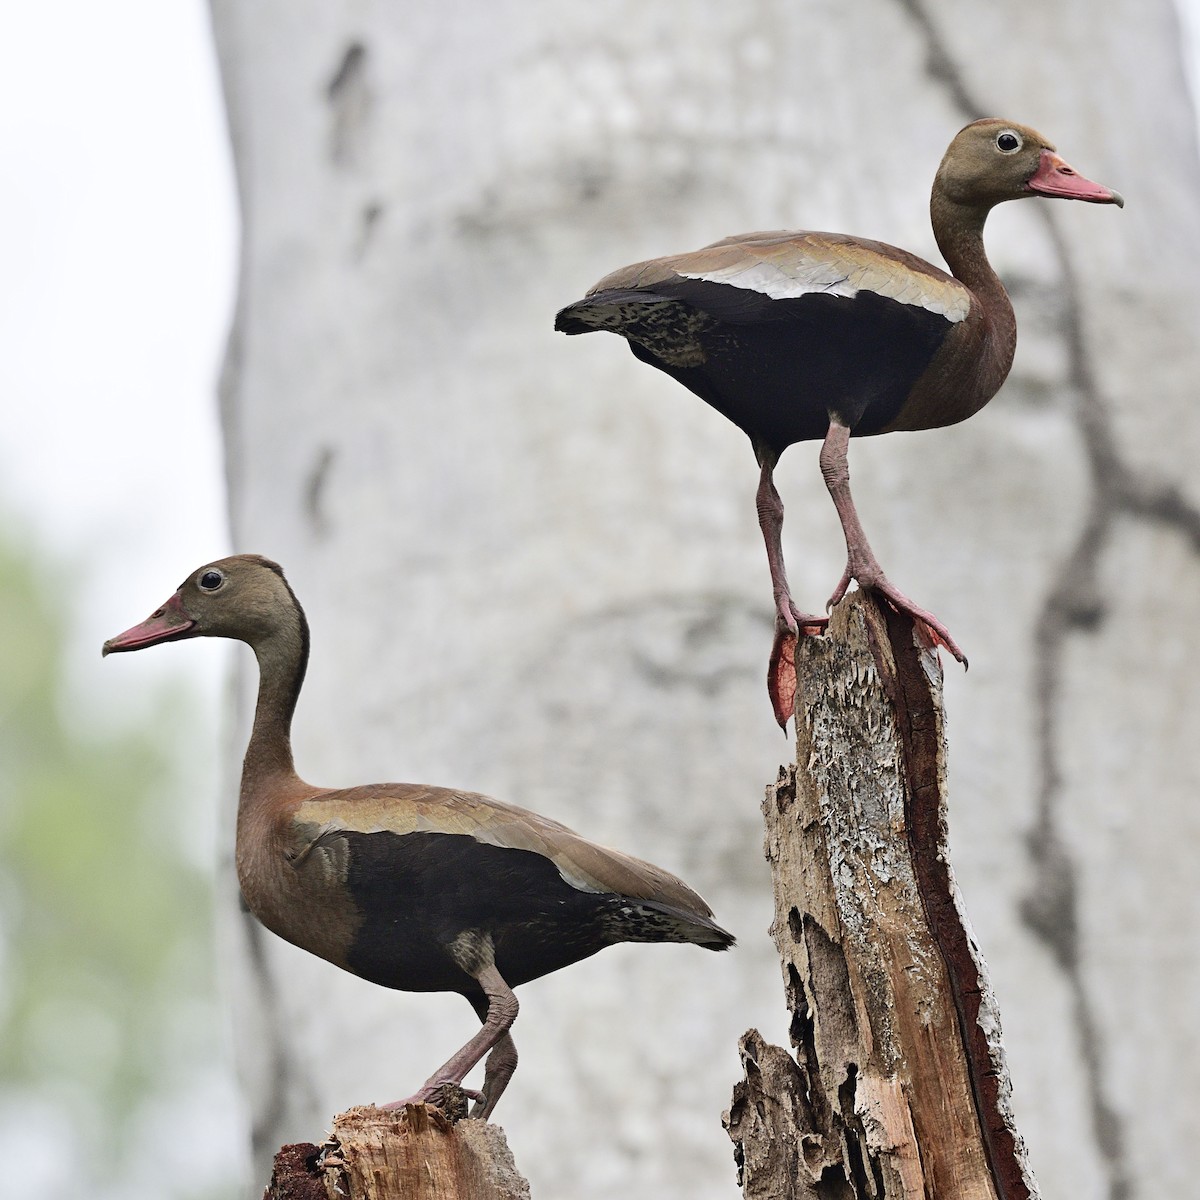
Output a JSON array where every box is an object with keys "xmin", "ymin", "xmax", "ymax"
[
  {"xmin": 726, "ymin": 593, "xmax": 1037, "ymax": 1199},
  {"xmin": 263, "ymin": 1102, "xmax": 530, "ymax": 1200}
]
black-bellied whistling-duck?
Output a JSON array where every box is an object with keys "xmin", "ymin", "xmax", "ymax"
[
  {"xmin": 556, "ymin": 119, "xmax": 1123, "ymax": 727},
  {"xmin": 103, "ymin": 554, "xmax": 733, "ymax": 1118}
]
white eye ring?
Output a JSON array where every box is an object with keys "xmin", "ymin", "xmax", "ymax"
[
  {"xmin": 198, "ymin": 568, "xmax": 225, "ymax": 591},
  {"xmin": 995, "ymin": 129, "xmax": 1022, "ymax": 154}
]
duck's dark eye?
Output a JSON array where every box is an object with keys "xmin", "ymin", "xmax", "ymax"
[
  {"xmin": 996, "ymin": 130, "xmax": 1021, "ymax": 153},
  {"xmin": 199, "ymin": 570, "xmax": 224, "ymax": 591}
]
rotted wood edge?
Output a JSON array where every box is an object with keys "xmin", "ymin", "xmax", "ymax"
[
  {"xmin": 725, "ymin": 591, "xmax": 1038, "ymax": 1200},
  {"xmin": 263, "ymin": 1094, "xmax": 531, "ymax": 1200},
  {"xmin": 875, "ymin": 601, "xmax": 1035, "ymax": 1200}
]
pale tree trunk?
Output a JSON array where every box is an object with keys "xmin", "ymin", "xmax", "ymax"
[{"xmin": 209, "ymin": 2, "xmax": 1200, "ymax": 1198}]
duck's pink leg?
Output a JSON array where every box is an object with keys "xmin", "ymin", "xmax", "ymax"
[
  {"xmin": 471, "ymin": 1032, "xmax": 517, "ymax": 1119},
  {"xmin": 819, "ymin": 419, "xmax": 967, "ymax": 666},
  {"xmin": 756, "ymin": 451, "xmax": 828, "ymax": 729},
  {"xmin": 384, "ymin": 964, "xmax": 518, "ymax": 1119}
]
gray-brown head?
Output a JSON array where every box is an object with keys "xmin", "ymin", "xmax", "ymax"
[
  {"xmin": 102, "ymin": 554, "xmax": 308, "ymax": 659},
  {"xmin": 934, "ymin": 118, "xmax": 1123, "ymax": 211}
]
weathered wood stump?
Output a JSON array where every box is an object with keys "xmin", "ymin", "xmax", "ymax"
[
  {"xmin": 725, "ymin": 592, "xmax": 1039, "ymax": 1199},
  {"xmin": 264, "ymin": 1097, "xmax": 530, "ymax": 1200}
]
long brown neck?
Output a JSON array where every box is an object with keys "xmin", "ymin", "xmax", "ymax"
[
  {"xmin": 239, "ymin": 604, "xmax": 310, "ymax": 804},
  {"xmin": 930, "ymin": 192, "xmax": 1017, "ymax": 374}
]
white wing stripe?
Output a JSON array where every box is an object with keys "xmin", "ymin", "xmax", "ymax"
[{"xmin": 676, "ymin": 264, "xmax": 969, "ymax": 322}]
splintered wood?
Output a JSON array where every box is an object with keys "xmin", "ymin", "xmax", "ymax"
[
  {"xmin": 725, "ymin": 593, "xmax": 1038, "ymax": 1200},
  {"xmin": 263, "ymin": 1102, "xmax": 530, "ymax": 1200}
]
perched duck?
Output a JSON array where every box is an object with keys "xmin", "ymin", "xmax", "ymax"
[
  {"xmin": 103, "ymin": 554, "xmax": 733, "ymax": 1118},
  {"xmin": 556, "ymin": 119, "xmax": 1122, "ymax": 727}
]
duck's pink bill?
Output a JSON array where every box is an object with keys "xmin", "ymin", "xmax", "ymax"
[
  {"xmin": 102, "ymin": 592, "xmax": 196, "ymax": 655},
  {"xmin": 1027, "ymin": 149, "xmax": 1124, "ymax": 207}
]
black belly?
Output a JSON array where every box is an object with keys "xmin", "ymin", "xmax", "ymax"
[
  {"xmin": 620, "ymin": 284, "xmax": 952, "ymax": 454},
  {"xmin": 341, "ymin": 830, "xmax": 628, "ymax": 999}
]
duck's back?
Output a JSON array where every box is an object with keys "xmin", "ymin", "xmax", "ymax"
[{"xmin": 556, "ymin": 229, "xmax": 973, "ymax": 451}]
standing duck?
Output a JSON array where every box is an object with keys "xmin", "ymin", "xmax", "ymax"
[
  {"xmin": 103, "ymin": 554, "xmax": 733, "ymax": 1118},
  {"xmin": 555, "ymin": 119, "xmax": 1123, "ymax": 727}
]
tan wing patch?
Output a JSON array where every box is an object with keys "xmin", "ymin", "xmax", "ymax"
[
  {"xmin": 674, "ymin": 233, "xmax": 970, "ymax": 322},
  {"xmin": 294, "ymin": 785, "xmax": 712, "ymax": 915},
  {"xmin": 586, "ymin": 256, "xmax": 684, "ymax": 294},
  {"xmin": 592, "ymin": 231, "xmax": 970, "ymax": 324}
]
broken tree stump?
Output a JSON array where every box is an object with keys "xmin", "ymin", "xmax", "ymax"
[
  {"xmin": 263, "ymin": 1098, "xmax": 531, "ymax": 1200},
  {"xmin": 725, "ymin": 591, "xmax": 1039, "ymax": 1200}
]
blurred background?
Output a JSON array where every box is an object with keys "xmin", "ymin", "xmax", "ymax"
[
  {"xmin": 2, "ymin": 2, "xmax": 1198, "ymax": 1198},
  {"xmin": 0, "ymin": 3, "xmax": 235, "ymax": 1196}
]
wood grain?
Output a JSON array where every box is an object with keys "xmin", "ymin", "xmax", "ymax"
[
  {"xmin": 726, "ymin": 592, "xmax": 1038, "ymax": 1199},
  {"xmin": 263, "ymin": 1101, "xmax": 530, "ymax": 1200}
]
